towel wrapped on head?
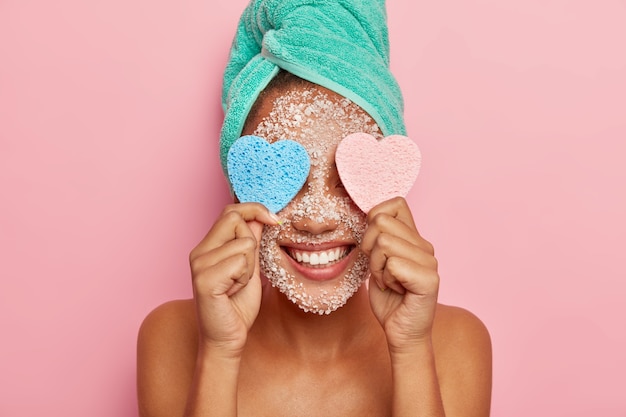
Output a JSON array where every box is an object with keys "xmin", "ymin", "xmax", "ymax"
[{"xmin": 219, "ymin": 0, "xmax": 406, "ymax": 175}]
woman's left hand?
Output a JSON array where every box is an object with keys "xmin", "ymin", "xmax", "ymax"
[{"xmin": 361, "ymin": 197, "xmax": 440, "ymax": 353}]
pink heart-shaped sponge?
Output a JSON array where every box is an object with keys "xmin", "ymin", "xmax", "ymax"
[{"xmin": 335, "ymin": 133, "xmax": 421, "ymax": 213}]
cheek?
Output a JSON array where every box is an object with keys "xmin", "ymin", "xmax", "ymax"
[
  {"xmin": 259, "ymin": 223, "xmax": 282, "ymax": 266},
  {"xmin": 343, "ymin": 204, "xmax": 367, "ymax": 242}
]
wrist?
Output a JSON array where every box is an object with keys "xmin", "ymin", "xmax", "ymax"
[
  {"xmin": 388, "ymin": 339, "xmax": 445, "ymax": 417},
  {"xmin": 388, "ymin": 336, "xmax": 435, "ymax": 365},
  {"xmin": 185, "ymin": 340, "xmax": 242, "ymax": 417},
  {"xmin": 198, "ymin": 339, "xmax": 246, "ymax": 362},
  {"xmin": 387, "ymin": 330, "xmax": 433, "ymax": 353}
]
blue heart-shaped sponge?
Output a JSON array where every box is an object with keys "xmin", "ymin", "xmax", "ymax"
[{"xmin": 227, "ymin": 135, "xmax": 310, "ymax": 213}]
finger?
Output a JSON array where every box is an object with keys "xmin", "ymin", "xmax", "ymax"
[
  {"xmin": 191, "ymin": 237, "xmax": 257, "ymax": 277},
  {"xmin": 247, "ymin": 221, "xmax": 264, "ymax": 280},
  {"xmin": 362, "ymin": 215, "xmax": 434, "ymax": 262},
  {"xmin": 191, "ymin": 203, "xmax": 280, "ymax": 258},
  {"xmin": 247, "ymin": 221, "xmax": 264, "ymax": 245},
  {"xmin": 217, "ymin": 221, "xmax": 266, "ymax": 297},
  {"xmin": 367, "ymin": 197, "xmax": 417, "ymax": 230},
  {"xmin": 223, "ymin": 202, "xmax": 282, "ymax": 227},
  {"xmin": 368, "ymin": 233, "xmax": 438, "ymax": 276},
  {"xmin": 369, "ymin": 251, "xmax": 407, "ymax": 295},
  {"xmin": 375, "ymin": 268, "xmax": 407, "ymax": 295},
  {"xmin": 382, "ymin": 257, "xmax": 440, "ymax": 297},
  {"xmin": 193, "ymin": 253, "xmax": 252, "ymax": 297},
  {"xmin": 225, "ymin": 274, "xmax": 251, "ymax": 297},
  {"xmin": 363, "ymin": 197, "xmax": 430, "ymax": 255}
]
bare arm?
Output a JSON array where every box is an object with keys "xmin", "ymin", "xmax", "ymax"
[
  {"xmin": 387, "ymin": 306, "xmax": 492, "ymax": 417},
  {"xmin": 363, "ymin": 198, "xmax": 492, "ymax": 416},
  {"xmin": 389, "ymin": 340, "xmax": 445, "ymax": 417},
  {"xmin": 137, "ymin": 203, "xmax": 280, "ymax": 417},
  {"xmin": 434, "ymin": 306, "xmax": 492, "ymax": 417},
  {"xmin": 137, "ymin": 300, "xmax": 198, "ymax": 417},
  {"xmin": 183, "ymin": 345, "xmax": 242, "ymax": 417},
  {"xmin": 137, "ymin": 301, "xmax": 247, "ymax": 417}
]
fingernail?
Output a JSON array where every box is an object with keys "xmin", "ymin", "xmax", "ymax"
[{"xmin": 268, "ymin": 211, "xmax": 283, "ymax": 225}]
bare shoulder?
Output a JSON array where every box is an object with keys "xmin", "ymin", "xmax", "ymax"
[
  {"xmin": 137, "ymin": 298, "xmax": 198, "ymax": 367},
  {"xmin": 138, "ymin": 299, "xmax": 197, "ymax": 343},
  {"xmin": 137, "ymin": 299, "xmax": 198, "ymax": 417},
  {"xmin": 432, "ymin": 303, "xmax": 492, "ymax": 367},
  {"xmin": 432, "ymin": 303, "xmax": 492, "ymax": 416},
  {"xmin": 433, "ymin": 303, "xmax": 491, "ymax": 348}
]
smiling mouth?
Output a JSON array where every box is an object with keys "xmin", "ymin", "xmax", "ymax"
[{"xmin": 283, "ymin": 245, "xmax": 354, "ymax": 268}]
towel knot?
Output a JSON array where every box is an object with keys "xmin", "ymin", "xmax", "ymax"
[{"xmin": 220, "ymin": 0, "xmax": 406, "ymax": 175}]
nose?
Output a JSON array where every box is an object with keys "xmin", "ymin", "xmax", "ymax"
[
  {"xmin": 291, "ymin": 205, "xmax": 340, "ymax": 235},
  {"xmin": 291, "ymin": 217, "xmax": 339, "ymax": 235}
]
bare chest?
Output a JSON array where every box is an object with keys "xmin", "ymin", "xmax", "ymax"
[{"xmin": 236, "ymin": 354, "xmax": 392, "ymax": 417}]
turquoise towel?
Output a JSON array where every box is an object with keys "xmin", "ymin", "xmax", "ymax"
[{"xmin": 219, "ymin": 0, "xmax": 406, "ymax": 175}]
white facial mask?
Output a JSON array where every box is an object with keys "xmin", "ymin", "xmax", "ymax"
[{"xmin": 252, "ymin": 86, "xmax": 382, "ymax": 314}]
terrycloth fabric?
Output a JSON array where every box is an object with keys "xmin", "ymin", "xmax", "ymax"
[{"xmin": 219, "ymin": 0, "xmax": 406, "ymax": 175}]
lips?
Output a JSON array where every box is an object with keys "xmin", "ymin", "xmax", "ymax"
[
  {"xmin": 285, "ymin": 246, "xmax": 351, "ymax": 267},
  {"xmin": 280, "ymin": 244, "xmax": 356, "ymax": 281}
]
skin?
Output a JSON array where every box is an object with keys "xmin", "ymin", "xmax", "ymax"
[
  {"xmin": 137, "ymin": 84, "xmax": 492, "ymax": 417},
  {"xmin": 253, "ymin": 86, "xmax": 380, "ymax": 315}
]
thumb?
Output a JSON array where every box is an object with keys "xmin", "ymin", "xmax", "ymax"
[{"xmin": 247, "ymin": 221, "xmax": 264, "ymax": 277}]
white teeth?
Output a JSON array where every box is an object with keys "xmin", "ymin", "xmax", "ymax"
[
  {"xmin": 319, "ymin": 252, "xmax": 329, "ymax": 265},
  {"xmin": 287, "ymin": 247, "xmax": 349, "ymax": 266}
]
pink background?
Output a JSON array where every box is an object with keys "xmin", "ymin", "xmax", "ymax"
[{"xmin": 1, "ymin": 0, "xmax": 625, "ymax": 415}]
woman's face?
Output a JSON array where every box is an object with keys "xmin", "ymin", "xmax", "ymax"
[{"xmin": 243, "ymin": 85, "xmax": 382, "ymax": 314}]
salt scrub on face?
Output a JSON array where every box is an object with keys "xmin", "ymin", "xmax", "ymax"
[{"xmin": 253, "ymin": 87, "xmax": 381, "ymax": 314}]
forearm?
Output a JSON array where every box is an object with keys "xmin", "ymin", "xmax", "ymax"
[
  {"xmin": 183, "ymin": 345, "xmax": 241, "ymax": 417},
  {"xmin": 390, "ymin": 340, "xmax": 446, "ymax": 417}
]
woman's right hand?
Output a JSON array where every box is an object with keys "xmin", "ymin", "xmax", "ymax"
[{"xmin": 189, "ymin": 203, "xmax": 280, "ymax": 357}]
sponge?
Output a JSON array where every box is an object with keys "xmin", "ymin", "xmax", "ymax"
[
  {"xmin": 227, "ymin": 135, "xmax": 310, "ymax": 213},
  {"xmin": 335, "ymin": 133, "xmax": 421, "ymax": 213}
]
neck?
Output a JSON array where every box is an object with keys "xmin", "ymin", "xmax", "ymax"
[{"xmin": 252, "ymin": 282, "xmax": 381, "ymax": 361}]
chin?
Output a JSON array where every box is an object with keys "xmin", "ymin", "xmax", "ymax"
[{"xmin": 261, "ymin": 247, "xmax": 370, "ymax": 315}]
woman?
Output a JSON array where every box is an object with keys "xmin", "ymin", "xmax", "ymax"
[{"xmin": 137, "ymin": 1, "xmax": 492, "ymax": 416}]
